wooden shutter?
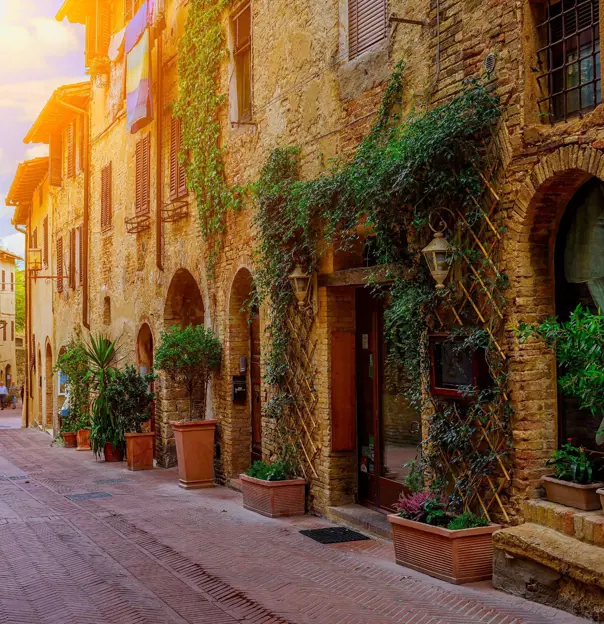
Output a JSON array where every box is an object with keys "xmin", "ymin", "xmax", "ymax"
[
  {"xmin": 169, "ymin": 118, "xmax": 178, "ymax": 200},
  {"xmin": 32, "ymin": 228, "xmax": 38, "ymax": 250},
  {"xmin": 177, "ymin": 122, "xmax": 187, "ymax": 198},
  {"xmin": 49, "ymin": 134, "xmax": 62, "ymax": 187},
  {"xmin": 57, "ymin": 237, "xmax": 63, "ymax": 293},
  {"xmin": 101, "ymin": 163, "xmax": 112, "ymax": 230},
  {"xmin": 331, "ymin": 332, "xmax": 356, "ymax": 451},
  {"xmin": 136, "ymin": 135, "xmax": 150, "ymax": 214},
  {"xmin": 78, "ymin": 225, "xmax": 84, "ymax": 285},
  {"xmin": 3, "ymin": 325, "xmax": 6, "ymax": 343},
  {"xmin": 1, "ymin": 271, "xmax": 5, "ymax": 291},
  {"xmin": 43, "ymin": 217, "xmax": 49, "ymax": 268},
  {"xmin": 98, "ymin": 1, "xmax": 111, "ymax": 56},
  {"xmin": 67, "ymin": 122, "xmax": 75, "ymax": 178},
  {"xmin": 143, "ymin": 133, "xmax": 150, "ymax": 212},
  {"xmin": 348, "ymin": 0, "xmax": 388, "ymax": 60},
  {"xmin": 11, "ymin": 322, "xmax": 14, "ymax": 342},
  {"xmin": 124, "ymin": 0, "xmax": 133, "ymax": 23},
  {"xmin": 10, "ymin": 273, "xmax": 14, "ymax": 292},
  {"xmin": 69, "ymin": 229, "xmax": 76, "ymax": 289},
  {"xmin": 78, "ymin": 116, "xmax": 85, "ymax": 171}
]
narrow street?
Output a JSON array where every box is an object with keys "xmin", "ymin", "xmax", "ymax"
[{"xmin": 0, "ymin": 426, "xmax": 587, "ymax": 624}]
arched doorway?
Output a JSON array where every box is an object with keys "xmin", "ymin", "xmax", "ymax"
[
  {"xmin": 45, "ymin": 343, "xmax": 53, "ymax": 430},
  {"xmin": 228, "ymin": 268, "xmax": 261, "ymax": 475},
  {"xmin": 164, "ymin": 269, "xmax": 204, "ymax": 328},
  {"xmin": 553, "ymin": 178, "xmax": 604, "ymax": 455},
  {"xmin": 137, "ymin": 323, "xmax": 155, "ymax": 435}
]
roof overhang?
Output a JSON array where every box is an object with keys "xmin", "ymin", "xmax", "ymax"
[
  {"xmin": 56, "ymin": 0, "xmax": 95, "ymax": 24},
  {"xmin": 0, "ymin": 250, "xmax": 24, "ymax": 263},
  {"xmin": 6, "ymin": 158, "xmax": 49, "ymax": 226},
  {"xmin": 24, "ymin": 82, "xmax": 90, "ymax": 145}
]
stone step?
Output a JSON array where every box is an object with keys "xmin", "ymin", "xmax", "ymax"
[
  {"xmin": 326, "ymin": 503, "xmax": 393, "ymax": 540},
  {"xmin": 524, "ymin": 498, "xmax": 604, "ymax": 548},
  {"xmin": 493, "ymin": 522, "xmax": 604, "ymax": 621}
]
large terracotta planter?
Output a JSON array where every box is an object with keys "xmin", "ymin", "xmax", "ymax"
[
  {"xmin": 62, "ymin": 432, "xmax": 77, "ymax": 448},
  {"xmin": 388, "ymin": 514, "xmax": 500, "ymax": 584},
  {"xmin": 76, "ymin": 429, "xmax": 91, "ymax": 451},
  {"xmin": 125, "ymin": 432, "xmax": 154, "ymax": 471},
  {"xmin": 170, "ymin": 420, "xmax": 216, "ymax": 489},
  {"xmin": 542, "ymin": 475, "xmax": 603, "ymax": 511},
  {"xmin": 240, "ymin": 474, "xmax": 306, "ymax": 518},
  {"xmin": 103, "ymin": 443, "xmax": 124, "ymax": 462}
]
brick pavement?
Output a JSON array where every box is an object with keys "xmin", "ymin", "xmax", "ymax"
[{"xmin": 0, "ymin": 428, "xmax": 591, "ymax": 624}]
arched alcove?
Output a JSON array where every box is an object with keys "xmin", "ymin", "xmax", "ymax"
[{"xmin": 164, "ymin": 269, "xmax": 204, "ymax": 328}]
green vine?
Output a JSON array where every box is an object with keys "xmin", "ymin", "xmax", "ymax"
[{"xmin": 175, "ymin": 0, "xmax": 242, "ymax": 270}]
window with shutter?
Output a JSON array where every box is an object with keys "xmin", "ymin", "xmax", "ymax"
[
  {"xmin": 57, "ymin": 237, "xmax": 64, "ymax": 293},
  {"xmin": 11, "ymin": 322, "xmax": 14, "ymax": 342},
  {"xmin": 86, "ymin": 0, "xmax": 112, "ymax": 64},
  {"xmin": 232, "ymin": 4, "xmax": 252, "ymax": 122},
  {"xmin": 101, "ymin": 163, "xmax": 112, "ymax": 230},
  {"xmin": 3, "ymin": 325, "xmax": 6, "ymax": 343},
  {"xmin": 49, "ymin": 134, "xmax": 63, "ymax": 187},
  {"xmin": 67, "ymin": 122, "xmax": 76, "ymax": 178},
  {"xmin": 69, "ymin": 229, "xmax": 76, "ymax": 289},
  {"xmin": 78, "ymin": 116, "xmax": 86, "ymax": 172},
  {"xmin": 135, "ymin": 135, "xmax": 150, "ymax": 214},
  {"xmin": 124, "ymin": 0, "xmax": 144, "ymax": 25},
  {"xmin": 348, "ymin": 0, "xmax": 388, "ymax": 60},
  {"xmin": 10, "ymin": 273, "xmax": 14, "ymax": 292},
  {"xmin": 43, "ymin": 217, "xmax": 49, "ymax": 268},
  {"xmin": 170, "ymin": 118, "xmax": 187, "ymax": 200},
  {"xmin": 1, "ymin": 271, "xmax": 5, "ymax": 291},
  {"xmin": 32, "ymin": 228, "xmax": 38, "ymax": 250},
  {"xmin": 78, "ymin": 225, "xmax": 84, "ymax": 285}
]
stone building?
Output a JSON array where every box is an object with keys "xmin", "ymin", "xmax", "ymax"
[
  {"xmin": 7, "ymin": 0, "xmax": 603, "ymax": 617},
  {"xmin": 0, "ymin": 250, "xmax": 22, "ymax": 404}
]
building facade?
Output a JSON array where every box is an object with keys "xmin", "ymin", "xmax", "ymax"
[{"xmin": 7, "ymin": 0, "xmax": 604, "ymax": 616}]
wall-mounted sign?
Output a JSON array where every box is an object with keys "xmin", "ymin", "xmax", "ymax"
[{"xmin": 232, "ymin": 376, "xmax": 247, "ymax": 403}]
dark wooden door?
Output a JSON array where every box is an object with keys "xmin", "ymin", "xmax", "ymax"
[{"xmin": 250, "ymin": 306, "xmax": 262, "ymax": 463}]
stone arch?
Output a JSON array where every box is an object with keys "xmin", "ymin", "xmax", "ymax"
[
  {"xmin": 505, "ymin": 144, "xmax": 604, "ymax": 508},
  {"xmin": 164, "ymin": 268, "xmax": 204, "ymax": 328},
  {"xmin": 136, "ymin": 322, "xmax": 156, "ymax": 439},
  {"xmin": 45, "ymin": 341, "xmax": 53, "ymax": 430}
]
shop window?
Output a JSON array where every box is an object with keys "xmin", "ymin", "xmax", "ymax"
[
  {"xmin": 537, "ymin": 0, "xmax": 601, "ymax": 123},
  {"xmin": 231, "ymin": 3, "xmax": 252, "ymax": 122},
  {"xmin": 348, "ymin": 0, "xmax": 388, "ymax": 60}
]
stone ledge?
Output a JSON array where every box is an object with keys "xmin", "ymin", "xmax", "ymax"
[
  {"xmin": 326, "ymin": 504, "xmax": 392, "ymax": 540},
  {"xmin": 524, "ymin": 498, "xmax": 604, "ymax": 547}
]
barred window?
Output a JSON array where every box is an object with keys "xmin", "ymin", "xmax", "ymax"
[{"xmin": 537, "ymin": 0, "xmax": 601, "ymax": 123}]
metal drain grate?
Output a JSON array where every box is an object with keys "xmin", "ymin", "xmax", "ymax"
[
  {"xmin": 300, "ymin": 527, "xmax": 370, "ymax": 544},
  {"xmin": 95, "ymin": 478, "xmax": 130, "ymax": 484},
  {"xmin": 7, "ymin": 475, "xmax": 29, "ymax": 480},
  {"xmin": 66, "ymin": 492, "xmax": 113, "ymax": 501}
]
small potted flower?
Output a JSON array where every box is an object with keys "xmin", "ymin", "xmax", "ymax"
[
  {"xmin": 388, "ymin": 490, "xmax": 500, "ymax": 584},
  {"xmin": 542, "ymin": 440, "xmax": 603, "ymax": 511},
  {"xmin": 241, "ymin": 459, "xmax": 306, "ymax": 518}
]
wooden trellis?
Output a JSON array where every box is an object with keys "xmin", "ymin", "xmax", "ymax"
[{"xmin": 433, "ymin": 119, "xmax": 513, "ymax": 523}]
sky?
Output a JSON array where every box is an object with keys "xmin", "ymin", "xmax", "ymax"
[{"xmin": 0, "ymin": 0, "xmax": 86, "ymax": 258}]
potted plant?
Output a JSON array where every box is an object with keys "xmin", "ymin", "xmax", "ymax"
[
  {"xmin": 107, "ymin": 365, "xmax": 156, "ymax": 471},
  {"xmin": 84, "ymin": 334, "xmax": 123, "ymax": 462},
  {"xmin": 387, "ymin": 490, "xmax": 500, "ymax": 584},
  {"xmin": 241, "ymin": 459, "xmax": 305, "ymax": 518},
  {"xmin": 155, "ymin": 325, "xmax": 222, "ymax": 488},
  {"xmin": 75, "ymin": 414, "xmax": 92, "ymax": 451},
  {"xmin": 541, "ymin": 440, "xmax": 603, "ymax": 510}
]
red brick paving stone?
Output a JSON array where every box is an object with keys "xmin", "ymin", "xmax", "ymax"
[{"xmin": 0, "ymin": 429, "xmax": 591, "ymax": 624}]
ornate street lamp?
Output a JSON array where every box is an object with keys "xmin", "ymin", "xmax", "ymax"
[
  {"xmin": 421, "ymin": 211, "xmax": 454, "ymax": 291},
  {"xmin": 27, "ymin": 248, "xmax": 42, "ymax": 273},
  {"xmin": 289, "ymin": 264, "xmax": 311, "ymax": 308}
]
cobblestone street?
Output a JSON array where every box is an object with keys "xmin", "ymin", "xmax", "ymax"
[{"xmin": 0, "ymin": 427, "xmax": 588, "ymax": 624}]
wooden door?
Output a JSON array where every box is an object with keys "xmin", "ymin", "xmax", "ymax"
[{"xmin": 250, "ymin": 306, "xmax": 262, "ymax": 463}]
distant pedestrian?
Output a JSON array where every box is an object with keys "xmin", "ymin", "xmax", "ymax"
[{"xmin": 0, "ymin": 384, "xmax": 8, "ymax": 410}]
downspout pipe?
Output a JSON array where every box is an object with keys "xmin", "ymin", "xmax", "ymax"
[{"xmin": 156, "ymin": 28, "xmax": 164, "ymax": 272}]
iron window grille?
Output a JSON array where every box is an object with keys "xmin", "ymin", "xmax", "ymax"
[{"xmin": 537, "ymin": 0, "xmax": 601, "ymax": 123}]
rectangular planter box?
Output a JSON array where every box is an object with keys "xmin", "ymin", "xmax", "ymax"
[
  {"xmin": 240, "ymin": 474, "xmax": 306, "ymax": 518},
  {"xmin": 388, "ymin": 514, "xmax": 500, "ymax": 584},
  {"xmin": 170, "ymin": 420, "xmax": 216, "ymax": 489},
  {"xmin": 542, "ymin": 476, "xmax": 604, "ymax": 511},
  {"xmin": 125, "ymin": 433, "xmax": 155, "ymax": 471},
  {"xmin": 76, "ymin": 428, "xmax": 91, "ymax": 451}
]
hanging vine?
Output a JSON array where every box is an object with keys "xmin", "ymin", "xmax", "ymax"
[{"xmin": 175, "ymin": 0, "xmax": 242, "ymax": 270}]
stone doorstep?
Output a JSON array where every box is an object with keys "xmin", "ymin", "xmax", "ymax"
[
  {"xmin": 326, "ymin": 503, "xmax": 393, "ymax": 540},
  {"xmin": 228, "ymin": 477, "xmax": 243, "ymax": 493},
  {"xmin": 524, "ymin": 498, "xmax": 604, "ymax": 548}
]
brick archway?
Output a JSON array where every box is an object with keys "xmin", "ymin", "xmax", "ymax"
[
  {"xmin": 505, "ymin": 145, "xmax": 603, "ymax": 514},
  {"xmin": 163, "ymin": 268, "xmax": 204, "ymax": 329}
]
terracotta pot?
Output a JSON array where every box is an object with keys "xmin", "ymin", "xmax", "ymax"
[
  {"xmin": 103, "ymin": 443, "xmax": 124, "ymax": 463},
  {"xmin": 62, "ymin": 432, "xmax": 77, "ymax": 448},
  {"xmin": 542, "ymin": 475, "xmax": 604, "ymax": 511},
  {"xmin": 76, "ymin": 429, "xmax": 91, "ymax": 451},
  {"xmin": 597, "ymin": 488, "xmax": 604, "ymax": 511},
  {"xmin": 240, "ymin": 474, "xmax": 306, "ymax": 518},
  {"xmin": 170, "ymin": 420, "xmax": 216, "ymax": 489},
  {"xmin": 125, "ymin": 432, "xmax": 154, "ymax": 471},
  {"xmin": 388, "ymin": 514, "xmax": 501, "ymax": 584}
]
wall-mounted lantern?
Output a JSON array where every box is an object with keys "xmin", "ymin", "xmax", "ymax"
[
  {"xmin": 27, "ymin": 248, "xmax": 42, "ymax": 273},
  {"xmin": 289, "ymin": 264, "xmax": 312, "ymax": 308},
  {"xmin": 421, "ymin": 210, "xmax": 455, "ymax": 291}
]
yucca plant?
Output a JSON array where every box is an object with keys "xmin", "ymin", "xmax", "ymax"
[{"xmin": 84, "ymin": 334, "xmax": 120, "ymax": 458}]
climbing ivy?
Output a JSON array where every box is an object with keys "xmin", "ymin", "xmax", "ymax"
[{"xmin": 175, "ymin": 0, "xmax": 242, "ymax": 270}]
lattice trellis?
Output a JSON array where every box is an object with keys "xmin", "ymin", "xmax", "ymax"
[
  {"xmin": 432, "ymin": 118, "xmax": 513, "ymax": 523},
  {"xmin": 276, "ymin": 303, "xmax": 321, "ymax": 482}
]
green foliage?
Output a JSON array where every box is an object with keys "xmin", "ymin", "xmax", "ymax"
[
  {"xmin": 106, "ymin": 365, "xmax": 156, "ymax": 435},
  {"xmin": 246, "ymin": 459, "xmax": 295, "ymax": 482},
  {"xmin": 55, "ymin": 332, "xmax": 91, "ymax": 432},
  {"xmin": 402, "ymin": 460, "xmax": 425, "ymax": 493},
  {"xmin": 447, "ymin": 512, "xmax": 489, "ymax": 530},
  {"xmin": 15, "ymin": 268, "xmax": 25, "ymax": 332},
  {"xmin": 84, "ymin": 334, "xmax": 119, "ymax": 458},
  {"xmin": 519, "ymin": 305, "xmax": 604, "ymax": 423},
  {"xmin": 175, "ymin": 0, "xmax": 242, "ymax": 271},
  {"xmin": 154, "ymin": 325, "xmax": 222, "ymax": 421},
  {"xmin": 546, "ymin": 441, "xmax": 599, "ymax": 484}
]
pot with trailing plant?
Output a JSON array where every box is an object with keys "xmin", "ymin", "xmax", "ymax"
[
  {"xmin": 240, "ymin": 459, "xmax": 306, "ymax": 518},
  {"xmin": 387, "ymin": 489, "xmax": 500, "ymax": 584},
  {"xmin": 155, "ymin": 325, "xmax": 222, "ymax": 489},
  {"xmin": 107, "ymin": 365, "xmax": 156, "ymax": 471},
  {"xmin": 84, "ymin": 334, "xmax": 123, "ymax": 462},
  {"xmin": 541, "ymin": 441, "xmax": 603, "ymax": 510}
]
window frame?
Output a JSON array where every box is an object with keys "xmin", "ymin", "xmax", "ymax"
[
  {"xmin": 231, "ymin": 2, "xmax": 253, "ymax": 123},
  {"xmin": 348, "ymin": 0, "xmax": 389, "ymax": 61}
]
